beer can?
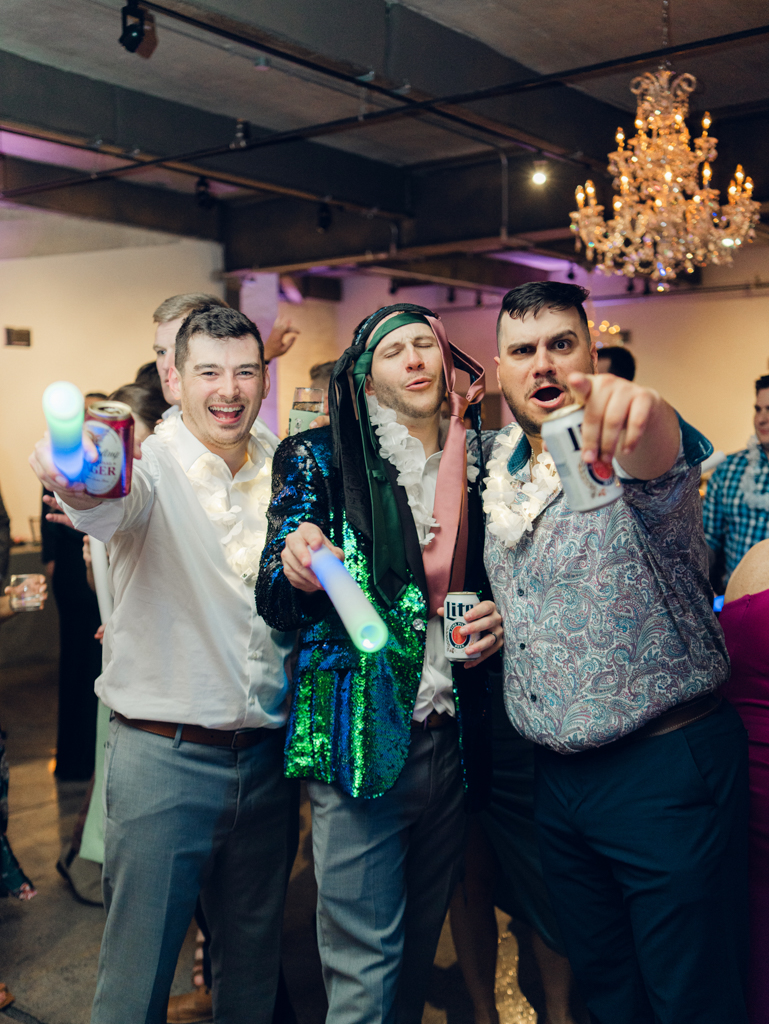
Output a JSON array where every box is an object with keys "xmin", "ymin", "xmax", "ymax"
[
  {"xmin": 444, "ymin": 591, "xmax": 481, "ymax": 661},
  {"xmin": 540, "ymin": 403, "xmax": 623, "ymax": 512},
  {"xmin": 83, "ymin": 401, "xmax": 134, "ymax": 498}
]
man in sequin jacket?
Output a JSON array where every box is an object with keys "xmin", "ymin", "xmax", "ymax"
[{"xmin": 257, "ymin": 304, "xmax": 503, "ymax": 1024}]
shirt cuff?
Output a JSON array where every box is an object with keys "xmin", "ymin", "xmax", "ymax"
[{"xmin": 58, "ymin": 496, "xmax": 125, "ymax": 543}]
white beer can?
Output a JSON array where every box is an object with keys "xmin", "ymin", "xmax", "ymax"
[
  {"xmin": 444, "ymin": 591, "xmax": 481, "ymax": 662},
  {"xmin": 540, "ymin": 403, "xmax": 624, "ymax": 512}
]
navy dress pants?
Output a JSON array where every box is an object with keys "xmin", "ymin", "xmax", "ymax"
[{"xmin": 533, "ymin": 700, "xmax": 749, "ymax": 1024}]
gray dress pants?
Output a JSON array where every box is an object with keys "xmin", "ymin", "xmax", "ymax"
[{"xmin": 308, "ymin": 725, "xmax": 465, "ymax": 1024}]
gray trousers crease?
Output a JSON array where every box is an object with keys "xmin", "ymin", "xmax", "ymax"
[{"xmin": 308, "ymin": 726, "xmax": 465, "ymax": 1024}]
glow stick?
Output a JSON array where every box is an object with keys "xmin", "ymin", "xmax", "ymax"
[
  {"xmin": 42, "ymin": 381, "xmax": 84, "ymax": 481},
  {"xmin": 309, "ymin": 545, "xmax": 389, "ymax": 653},
  {"xmin": 89, "ymin": 537, "xmax": 113, "ymax": 624}
]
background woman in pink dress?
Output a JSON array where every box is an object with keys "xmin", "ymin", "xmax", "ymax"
[{"xmin": 720, "ymin": 537, "xmax": 769, "ymax": 1024}]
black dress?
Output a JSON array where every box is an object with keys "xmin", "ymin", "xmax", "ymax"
[{"xmin": 40, "ymin": 491, "xmax": 101, "ymax": 781}]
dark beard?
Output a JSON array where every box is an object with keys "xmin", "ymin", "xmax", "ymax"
[{"xmin": 499, "ymin": 381, "xmax": 544, "ymax": 437}]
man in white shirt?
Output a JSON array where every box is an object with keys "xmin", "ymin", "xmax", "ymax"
[{"xmin": 31, "ymin": 306, "xmax": 296, "ymax": 1024}]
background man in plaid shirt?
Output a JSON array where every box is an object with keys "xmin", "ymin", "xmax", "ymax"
[{"xmin": 703, "ymin": 374, "xmax": 769, "ymax": 591}]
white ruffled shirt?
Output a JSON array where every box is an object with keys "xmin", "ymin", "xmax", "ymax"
[
  {"xmin": 62, "ymin": 415, "xmax": 293, "ymax": 731},
  {"xmin": 403, "ymin": 442, "xmax": 456, "ymax": 723}
]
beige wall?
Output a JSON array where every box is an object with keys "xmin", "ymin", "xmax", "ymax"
[
  {"xmin": 273, "ymin": 297, "xmax": 343, "ymax": 436},
  {"xmin": 0, "ymin": 238, "xmax": 223, "ymax": 540}
]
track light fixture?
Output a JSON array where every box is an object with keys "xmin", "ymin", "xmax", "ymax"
[
  {"xmin": 195, "ymin": 177, "xmax": 216, "ymax": 210},
  {"xmin": 317, "ymin": 203, "xmax": 333, "ymax": 234},
  {"xmin": 119, "ymin": 1, "xmax": 145, "ymax": 53}
]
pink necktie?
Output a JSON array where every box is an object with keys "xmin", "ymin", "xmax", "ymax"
[{"xmin": 422, "ymin": 316, "xmax": 485, "ymax": 617}]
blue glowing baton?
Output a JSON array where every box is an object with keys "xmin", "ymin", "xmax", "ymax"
[
  {"xmin": 309, "ymin": 545, "xmax": 389, "ymax": 653},
  {"xmin": 42, "ymin": 381, "xmax": 85, "ymax": 481}
]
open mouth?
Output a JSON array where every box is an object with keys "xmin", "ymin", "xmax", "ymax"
[
  {"xmin": 208, "ymin": 404, "xmax": 245, "ymax": 424},
  {"xmin": 530, "ymin": 385, "xmax": 566, "ymax": 409}
]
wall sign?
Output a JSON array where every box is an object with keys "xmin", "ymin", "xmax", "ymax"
[{"xmin": 5, "ymin": 328, "xmax": 31, "ymax": 347}]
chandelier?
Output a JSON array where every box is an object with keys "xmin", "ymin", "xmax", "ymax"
[{"xmin": 569, "ymin": 68, "xmax": 761, "ymax": 288}]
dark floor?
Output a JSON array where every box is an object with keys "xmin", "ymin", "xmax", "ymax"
[{"xmin": 0, "ymin": 548, "xmax": 542, "ymax": 1024}]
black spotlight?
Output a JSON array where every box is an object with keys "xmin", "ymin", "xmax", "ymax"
[
  {"xmin": 567, "ymin": 264, "xmax": 576, "ymax": 281},
  {"xmin": 317, "ymin": 203, "xmax": 332, "ymax": 234},
  {"xmin": 195, "ymin": 177, "xmax": 216, "ymax": 211},
  {"xmin": 119, "ymin": 1, "xmax": 145, "ymax": 53}
]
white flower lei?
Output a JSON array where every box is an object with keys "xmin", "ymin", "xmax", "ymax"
[
  {"xmin": 366, "ymin": 394, "xmax": 479, "ymax": 548},
  {"xmin": 739, "ymin": 435, "xmax": 769, "ymax": 511},
  {"xmin": 482, "ymin": 425, "xmax": 561, "ymax": 549},
  {"xmin": 155, "ymin": 414, "xmax": 273, "ymax": 584}
]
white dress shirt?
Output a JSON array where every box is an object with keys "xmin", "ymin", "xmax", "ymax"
[
  {"xmin": 406, "ymin": 443, "xmax": 457, "ymax": 722},
  {"xmin": 62, "ymin": 415, "xmax": 293, "ymax": 731}
]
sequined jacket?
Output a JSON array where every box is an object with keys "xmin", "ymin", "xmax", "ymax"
[{"xmin": 256, "ymin": 426, "xmax": 492, "ymax": 802}]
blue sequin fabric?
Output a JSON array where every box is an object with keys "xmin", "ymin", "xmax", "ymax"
[
  {"xmin": 256, "ymin": 427, "xmax": 431, "ymax": 798},
  {"xmin": 483, "ymin": 425, "xmax": 730, "ymax": 754}
]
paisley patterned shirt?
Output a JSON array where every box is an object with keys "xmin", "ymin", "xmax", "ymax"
[{"xmin": 483, "ymin": 420, "xmax": 729, "ymax": 754}]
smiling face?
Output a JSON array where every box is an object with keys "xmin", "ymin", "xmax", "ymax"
[
  {"xmin": 168, "ymin": 332, "xmax": 268, "ymax": 456},
  {"xmin": 755, "ymin": 388, "xmax": 769, "ymax": 450},
  {"xmin": 365, "ymin": 319, "xmax": 445, "ymax": 423},
  {"xmin": 153, "ymin": 316, "xmax": 185, "ymax": 405},
  {"xmin": 496, "ymin": 305, "xmax": 596, "ymax": 438}
]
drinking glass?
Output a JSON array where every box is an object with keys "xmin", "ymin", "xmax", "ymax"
[
  {"xmin": 8, "ymin": 574, "xmax": 47, "ymax": 611},
  {"xmin": 288, "ymin": 388, "xmax": 324, "ymax": 435}
]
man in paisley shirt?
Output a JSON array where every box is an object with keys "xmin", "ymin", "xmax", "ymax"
[
  {"xmin": 257, "ymin": 303, "xmax": 503, "ymax": 1024},
  {"xmin": 485, "ymin": 281, "xmax": 748, "ymax": 1024}
]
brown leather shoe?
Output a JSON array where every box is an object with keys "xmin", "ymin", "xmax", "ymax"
[{"xmin": 167, "ymin": 987, "xmax": 213, "ymax": 1023}]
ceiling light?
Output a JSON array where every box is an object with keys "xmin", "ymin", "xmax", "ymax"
[
  {"xmin": 570, "ymin": 69, "xmax": 759, "ymax": 284},
  {"xmin": 119, "ymin": 1, "xmax": 145, "ymax": 53},
  {"xmin": 532, "ymin": 160, "xmax": 548, "ymax": 186}
]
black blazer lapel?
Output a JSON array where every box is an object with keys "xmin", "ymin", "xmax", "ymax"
[{"xmin": 382, "ymin": 457, "xmax": 429, "ymax": 603}]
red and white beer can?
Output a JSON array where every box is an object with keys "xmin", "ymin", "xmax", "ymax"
[
  {"xmin": 83, "ymin": 401, "xmax": 134, "ymax": 498},
  {"xmin": 540, "ymin": 403, "xmax": 623, "ymax": 512},
  {"xmin": 444, "ymin": 591, "xmax": 481, "ymax": 662}
]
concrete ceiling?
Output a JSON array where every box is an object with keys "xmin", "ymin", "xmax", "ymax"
[
  {"xmin": 0, "ymin": 0, "xmax": 766, "ymax": 284},
  {"xmin": 402, "ymin": 0, "xmax": 769, "ymax": 113}
]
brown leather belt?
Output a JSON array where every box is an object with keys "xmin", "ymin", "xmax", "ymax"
[
  {"xmin": 114, "ymin": 712, "xmax": 275, "ymax": 750},
  {"xmin": 411, "ymin": 710, "xmax": 456, "ymax": 731},
  {"xmin": 625, "ymin": 693, "xmax": 722, "ymax": 744}
]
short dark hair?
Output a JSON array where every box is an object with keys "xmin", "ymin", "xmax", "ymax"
[
  {"xmin": 598, "ymin": 345, "xmax": 636, "ymax": 381},
  {"xmin": 310, "ymin": 361, "xmax": 336, "ymax": 383},
  {"xmin": 497, "ymin": 282, "xmax": 590, "ymax": 344},
  {"xmin": 175, "ymin": 305, "xmax": 264, "ymax": 371},
  {"xmin": 110, "ymin": 383, "xmax": 170, "ymax": 432},
  {"xmin": 756, "ymin": 375, "xmax": 769, "ymax": 393}
]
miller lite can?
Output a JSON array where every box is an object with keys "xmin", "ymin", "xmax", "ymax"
[
  {"xmin": 540, "ymin": 403, "xmax": 623, "ymax": 512},
  {"xmin": 444, "ymin": 591, "xmax": 481, "ymax": 661},
  {"xmin": 83, "ymin": 401, "xmax": 134, "ymax": 498}
]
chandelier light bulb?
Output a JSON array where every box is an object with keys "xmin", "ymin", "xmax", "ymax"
[{"xmin": 569, "ymin": 69, "xmax": 760, "ymax": 286}]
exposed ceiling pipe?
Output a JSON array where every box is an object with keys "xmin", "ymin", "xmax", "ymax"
[{"xmin": 3, "ymin": 18, "xmax": 768, "ymax": 205}]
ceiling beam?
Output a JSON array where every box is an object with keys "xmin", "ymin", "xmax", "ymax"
[
  {"xmin": 0, "ymin": 155, "xmax": 220, "ymax": 238},
  {"xmin": 366, "ymin": 256, "xmax": 548, "ymax": 292},
  {"xmin": 0, "ymin": 49, "xmax": 408, "ymax": 216}
]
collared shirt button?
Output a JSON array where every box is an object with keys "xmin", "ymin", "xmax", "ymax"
[
  {"xmin": 413, "ymin": 619, "xmax": 425, "ymax": 632},
  {"xmin": 519, "ymin": 642, "xmax": 526, "ymax": 650},
  {"xmin": 517, "ymin": 588, "xmax": 524, "ymax": 597},
  {"xmin": 530, "ymin": 693, "xmax": 537, "ymax": 702}
]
